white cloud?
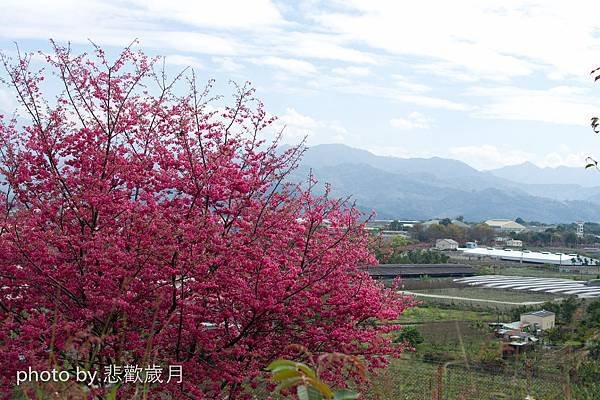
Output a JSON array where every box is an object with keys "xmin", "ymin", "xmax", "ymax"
[
  {"xmin": 130, "ymin": 0, "xmax": 284, "ymax": 30},
  {"xmin": 279, "ymin": 32, "xmax": 378, "ymax": 64},
  {"xmin": 251, "ymin": 56, "xmax": 317, "ymax": 76},
  {"xmin": 212, "ymin": 57, "xmax": 244, "ymax": 72},
  {"xmin": 276, "ymin": 107, "xmax": 348, "ymax": 143},
  {"xmin": 390, "ymin": 112, "xmax": 431, "ymax": 130},
  {"xmin": 331, "ymin": 82, "xmax": 471, "ymax": 111},
  {"xmin": 392, "ymin": 74, "xmax": 431, "ymax": 93},
  {"xmin": 4, "ymin": 0, "xmax": 600, "ymax": 168},
  {"xmin": 165, "ymin": 54, "xmax": 203, "ymax": 69},
  {"xmin": 331, "ymin": 66, "xmax": 371, "ymax": 76},
  {"xmin": 449, "ymin": 144, "xmax": 534, "ymax": 170},
  {"xmin": 312, "ymin": 1, "xmax": 600, "ymax": 80},
  {"xmin": 467, "ymin": 85, "xmax": 600, "ymax": 125},
  {"xmin": 448, "ymin": 144, "xmax": 589, "ymax": 170},
  {"xmin": 536, "ymin": 145, "xmax": 588, "ymax": 168},
  {"xmin": 538, "ymin": 152, "xmax": 588, "ymax": 168},
  {"xmin": 413, "ymin": 62, "xmax": 480, "ymax": 83},
  {"xmin": 0, "ymin": 88, "xmax": 17, "ymax": 114}
]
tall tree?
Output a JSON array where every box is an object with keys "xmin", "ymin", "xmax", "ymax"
[{"xmin": 0, "ymin": 43, "xmax": 412, "ymax": 399}]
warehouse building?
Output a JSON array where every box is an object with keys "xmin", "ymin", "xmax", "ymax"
[
  {"xmin": 520, "ymin": 310, "xmax": 555, "ymax": 331},
  {"xmin": 459, "ymin": 247, "xmax": 596, "ymax": 266}
]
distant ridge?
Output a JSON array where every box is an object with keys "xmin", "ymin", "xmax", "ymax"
[
  {"xmin": 290, "ymin": 144, "xmax": 600, "ymax": 223},
  {"xmin": 489, "ymin": 161, "xmax": 600, "ymax": 187}
]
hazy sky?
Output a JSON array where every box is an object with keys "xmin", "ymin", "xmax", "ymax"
[{"xmin": 2, "ymin": 0, "xmax": 600, "ymax": 170}]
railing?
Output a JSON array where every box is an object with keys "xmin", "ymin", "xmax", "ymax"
[{"xmin": 367, "ymin": 359, "xmax": 575, "ymax": 400}]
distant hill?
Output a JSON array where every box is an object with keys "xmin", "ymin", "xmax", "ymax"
[
  {"xmin": 489, "ymin": 162, "xmax": 600, "ymax": 187},
  {"xmin": 290, "ymin": 144, "xmax": 600, "ymax": 223}
]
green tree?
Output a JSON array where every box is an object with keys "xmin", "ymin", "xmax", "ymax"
[
  {"xmin": 470, "ymin": 223, "xmax": 495, "ymax": 244},
  {"xmin": 394, "ymin": 326, "xmax": 424, "ymax": 348},
  {"xmin": 388, "ymin": 220, "xmax": 403, "ymax": 231},
  {"xmin": 439, "ymin": 218, "xmax": 452, "ymax": 226},
  {"xmin": 586, "ymin": 300, "xmax": 600, "ymax": 327},
  {"xmin": 564, "ymin": 232, "xmax": 579, "ymax": 247}
]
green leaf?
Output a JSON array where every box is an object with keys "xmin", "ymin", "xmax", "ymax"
[
  {"xmin": 333, "ymin": 389, "xmax": 360, "ymax": 400},
  {"xmin": 305, "ymin": 377, "xmax": 334, "ymax": 398},
  {"xmin": 267, "ymin": 359, "xmax": 317, "ymax": 378},
  {"xmin": 272, "ymin": 368, "xmax": 300, "ymax": 382},
  {"xmin": 297, "ymin": 385, "xmax": 310, "ymax": 400},
  {"xmin": 295, "ymin": 362, "xmax": 317, "ymax": 379},
  {"xmin": 267, "ymin": 359, "xmax": 298, "ymax": 371},
  {"xmin": 297, "ymin": 384, "xmax": 324, "ymax": 400},
  {"xmin": 274, "ymin": 376, "xmax": 304, "ymax": 393},
  {"xmin": 106, "ymin": 384, "xmax": 121, "ymax": 400}
]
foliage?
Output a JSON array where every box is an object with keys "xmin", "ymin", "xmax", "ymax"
[
  {"xmin": 572, "ymin": 360, "xmax": 600, "ymax": 400},
  {"xmin": 394, "ymin": 326, "xmax": 424, "ymax": 348},
  {"xmin": 412, "ymin": 221, "xmax": 497, "ymax": 245},
  {"xmin": 585, "ymin": 299, "xmax": 600, "ymax": 327},
  {"xmin": 587, "ymin": 340, "xmax": 600, "ymax": 360},
  {"xmin": 266, "ymin": 351, "xmax": 362, "ymax": 400},
  {"xmin": 392, "ymin": 249, "xmax": 450, "ymax": 264},
  {"xmin": 0, "ymin": 43, "xmax": 413, "ymax": 398},
  {"xmin": 477, "ymin": 341, "xmax": 505, "ymax": 370},
  {"xmin": 371, "ymin": 236, "xmax": 448, "ymax": 264},
  {"xmin": 556, "ymin": 296, "xmax": 580, "ymax": 324}
]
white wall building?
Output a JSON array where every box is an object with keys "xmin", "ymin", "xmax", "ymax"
[
  {"xmin": 520, "ymin": 310, "xmax": 555, "ymax": 331},
  {"xmin": 506, "ymin": 239, "xmax": 523, "ymax": 247},
  {"xmin": 436, "ymin": 238, "xmax": 458, "ymax": 251}
]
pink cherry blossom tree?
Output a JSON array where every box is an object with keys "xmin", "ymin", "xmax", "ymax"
[{"xmin": 0, "ymin": 42, "xmax": 413, "ymax": 399}]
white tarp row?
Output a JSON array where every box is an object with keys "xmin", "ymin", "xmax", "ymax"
[{"xmin": 454, "ymin": 275, "xmax": 600, "ymax": 298}]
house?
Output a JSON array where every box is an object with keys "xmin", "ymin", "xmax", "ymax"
[
  {"xmin": 484, "ymin": 219, "xmax": 526, "ymax": 233},
  {"xmin": 506, "ymin": 239, "xmax": 523, "ymax": 247},
  {"xmin": 435, "ymin": 238, "xmax": 458, "ymax": 251},
  {"xmin": 520, "ymin": 310, "xmax": 555, "ymax": 331},
  {"xmin": 492, "ymin": 322, "xmax": 539, "ymax": 356}
]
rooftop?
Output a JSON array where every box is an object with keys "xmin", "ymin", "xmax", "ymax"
[
  {"xmin": 485, "ymin": 219, "xmax": 526, "ymax": 230},
  {"xmin": 365, "ymin": 264, "xmax": 475, "ymax": 279},
  {"xmin": 522, "ymin": 310, "xmax": 555, "ymax": 318}
]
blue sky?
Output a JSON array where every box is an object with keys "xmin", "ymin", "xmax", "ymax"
[{"xmin": 2, "ymin": 0, "xmax": 600, "ymax": 170}]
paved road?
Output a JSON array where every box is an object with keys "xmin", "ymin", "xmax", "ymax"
[{"xmin": 398, "ymin": 290, "xmax": 546, "ymax": 306}]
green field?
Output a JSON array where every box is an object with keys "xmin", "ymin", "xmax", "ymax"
[{"xmin": 394, "ymin": 306, "xmax": 498, "ymax": 324}]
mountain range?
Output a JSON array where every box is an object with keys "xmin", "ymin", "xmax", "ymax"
[{"xmin": 289, "ymin": 144, "xmax": 600, "ymax": 223}]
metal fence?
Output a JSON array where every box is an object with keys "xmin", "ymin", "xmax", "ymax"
[{"xmin": 366, "ymin": 360, "xmax": 577, "ymax": 400}]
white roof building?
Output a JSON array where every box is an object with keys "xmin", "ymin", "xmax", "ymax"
[
  {"xmin": 485, "ymin": 219, "xmax": 526, "ymax": 232},
  {"xmin": 459, "ymin": 247, "xmax": 595, "ymax": 266}
]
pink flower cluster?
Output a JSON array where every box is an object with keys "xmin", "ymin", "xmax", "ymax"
[{"xmin": 0, "ymin": 42, "xmax": 413, "ymax": 399}]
